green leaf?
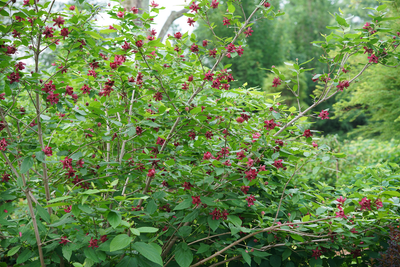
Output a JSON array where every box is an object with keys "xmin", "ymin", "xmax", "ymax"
[
  {"xmin": 228, "ymin": 3, "xmax": 235, "ymax": 13},
  {"xmin": 84, "ymin": 31, "xmax": 103, "ymax": 39},
  {"xmin": 130, "ymin": 228, "xmax": 140, "ymax": 236},
  {"xmin": 175, "ymin": 243, "xmax": 193, "ymax": 267},
  {"xmin": 48, "ymin": 196, "xmax": 73, "ymax": 203},
  {"xmin": 107, "ymin": 211, "xmax": 122, "ymax": 229},
  {"xmin": 196, "ymin": 243, "xmax": 209, "ymax": 254},
  {"xmin": 62, "ymin": 245, "xmax": 72, "ymax": 261},
  {"xmin": 137, "ymin": 227, "xmax": 159, "ymax": 233},
  {"xmin": 376, "ymin": 4, "xmax": 387, "ymax": 11},
  {"xmin": 335, "ymin": 14, "xmax": 349, "ymax": 27},
  {"xmin": 35, "ymin": 151, "xmax": 45, "ymax": 162},
  {"xmin": 48, "ymin": 214, "xmax": 75, "ymax": 227},
  {"xmin": 7, "ymin": 246, "xmax": 21, "ymax": 256},
  {"xmin": 383, "ymin": 191, "xmax": 400, "ymax": 197},
  {"xmin": 174, "ymin": 198, "xmax": 192, "ymax": 210},
  {"xmin": 132, "ymin": 242, "xmax": 163, "ymax": 266},
  {"xmin": 36, "ymin": 204, "xmax": 50, "ymax": 223},
  {"xmin": 21, "ymin": 157, "xmax": 34, "ymax": 174},
  {"xmin": 228, "ymin": 215, "xmax": 242, "ymax": 227},
  {"xmin": 110, "ymin": 234, "xmax": 132, "ymax": 252},
  {"xmin": 146, "ymin": 199, "xmax": 157, "ymax": 215},
  {"xmin": 241, "ymin": 250, "xmax": 251, "ymax": 266},
  {"xmin": 207, "ymin": 216, "xmax": 220, "ymax": 231},
  {"xmin": 332, "ymin": 153, "xmax": 346, "ymax": 158},
  {"xmin": 270, "ymin": 254, "xmax": 282, "ymax": 267},
  {"xmin": 282, "ymin": 248, "xmax": 292, "ymax": 260}
]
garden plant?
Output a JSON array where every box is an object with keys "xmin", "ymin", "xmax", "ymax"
[{"xmin": 1, "ymin": 0, "xmax": 400, "ymax": 266}]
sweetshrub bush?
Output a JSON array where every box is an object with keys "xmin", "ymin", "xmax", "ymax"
[{"xmin": 0, "ymin": 0, "xmax": 400, "ymax": 266}]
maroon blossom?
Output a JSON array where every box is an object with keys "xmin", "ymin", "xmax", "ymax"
[
  {"xmin": 60, "ymin": 157, "xmax": 72, "ymax": 169},
  {"xmin": 236, "ymin": 150, "xmax": 245, "ymax": 160},
  {"xmin": 209, "ymin": 49, "xmax": 217, "ymax": 58},
  {"xmin": 273, "ymin": 159, "xmax": 283, "ymax": 170},
  {"xmin": 0, "ymin": 93, "xmax": 4, "ymax": 100},
  {"xmin": 363, "ymin": 46, "xmax": 373, "ymax": 54},
  {"xmin": 303, "ymin": 129, "xmax": 313, "ymax": 138},
  {"xmin": 135, "ymin": 40, "xmax": 143, "ymax": 48},
  {"xmin": 236, "ymin": 46, "xmax": 244, "ymax": 56},
  {"xmin": 43, "ymin": 26, "xmax": 54, "ymax": 38},
  {"xmin": 1, "ymin": 173, "xmax": 10, "ymax": 182},
  {"xmin": 187, "ymin": 18, "xmax": 196, "ymax": 26},
  {"xmin": 245, "ymin": 169, "xmax": 258, "ymax": 181},
  {"xmin": 189, "ymin": 2, "xmax": 200, "ymax": 13},
  {"xmin": 147, "ymin": 168, "xmax": 156, "ymax": 178},
  {"xmin": 42, "ymin": 146, "xmax": 53, "ymax": 156},
  {"xmin": 156, "ymin": 137, "xmax": 165, "ymax": 146},
  {"xmin": 190, "ymin": 44, "xmax": 199, "ymax": 53},
  {"xmin": 204, "ymin": 71, "xmax": 214, "ymax": 81},
  {"xmin": 264, "ymin": 119, "xmax": 277, "ymax": 130},
  {"xmin": 375, "ymin": 199, "xmax": 383, "ymax": 210},
  {"xmin": 6, "ymin": 45, "xmax": 17, "ymax": 55},
  {"xmin": 59, "ymin": 236, "xmax": 70, "ymax": 245},
  {"xmin": 174, "ymin": 32, "xmax": 182, "ymax": 39},
  {"xmin": 203, "ymin": 152, "xmax": 213, "ymax": 160},
  {"xmin": 192, "ymin": 196, "xmax": 201, "ymax": 206},
  {"xmin": 100, "ymin": 235, "xmax": 108, "ymax": 243},
  {"xmin": 76, "ymin": 159, "xmax": 84, "ymax": 168},
  {"xmin": 7, "ymin": 72, "xmax": 20, "ymax": 84},
  {"xmin": 241, "ymin": 186, "xmax": 250, "ymax": 194},
  {"xmin": 88, "ymin": 237, "xmax": 99, "ymax": 248},
  {"xmin": 47, "ymin": 92, "xmax": 60, "ymax": 105},
  {"xmin": 64, "ymin": 205, "xmax": 71, "ymax": 213},
  {"xmin": 336, "ymin": 80, "xmax": 350, "ymax": 91},
  {"xmin": 117, "ymin": 11, "xmax": 124, "ymax": 18},
  {"xmin": 122, "ymin": 41, "xmax": 131, "ymax": 51},
  {"xmin": 246, "ymin": 195, "xmax": 256, "ymax": 207},
  {"xmin": 53, "ymin": 16, "xmax": 65, "ymax": 28},
  {"xmin": 205, "ymin": 131, "xmax": 213, "ymax": 140},
  {"xmin": 318, "ymin": 110, "xmax": 329, "ymax": 120},
  {"xmin": 153, "ymin": 92, "xmax": 163, "ymax": 101},
  {"xmin": 335, "ymin": 207, "xmax": 348, "ymax": 219},
  {"xmin": 210, "ymin": 0, "xmax": 219, "ymax": 8},
  {"xmin": 244, "ymin": 27, "xmax": 254, "ymax": 37},
  {"xmin": 69, "ymin": 5, "xmax": 75, "ymax": 10},
  {"xmin": 80, "ymin": 84, "xmax": 91, "ymax": 94},
  {"xmin": 272, "ymin": 77, "xmax": 281, "ymax": 87},
  {"xmin": 359, "ymin": 197, "xmax": 372, "ymax": 211},
  {"xmin": 223, "ymin": 18, "xmax": 231, "ymax": 27},
  {"xmin": 209, "ymin": 208, "xmax": 228, "ymax": 220},
  {"xmin": 151, "ymin": 1, "xmax": 159, "ymax": 7},
  {"xmin": 189, "ymin": 131, "xmax": 196, "ymax": 140},
  {"xmin": 312, "ymin": 141, "xmax": 318, "ymax": 148},
  {"xmin": 368, "ymin": 54, "xmax": 379, "ymax": 63},
  {"xmin": 312, "ymin": 247, "xmax": 322, "ymax": 259},
  {"xmin": 182, "ymin": 182, "xmax": 194, "ymax": 190}
]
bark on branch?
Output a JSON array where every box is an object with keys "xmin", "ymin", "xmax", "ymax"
[{"xmin": 158, "ymin": 8, "xmax": 189, "ymax": 42}]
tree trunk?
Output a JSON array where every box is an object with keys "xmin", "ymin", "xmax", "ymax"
[{"xmin": 122, "ymin": 0, "xmax": 149, "ymax": 14}]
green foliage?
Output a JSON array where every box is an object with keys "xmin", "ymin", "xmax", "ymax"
[{"xmin": 0, "ymin": 1, "xmax": 400, "ymax": 267}]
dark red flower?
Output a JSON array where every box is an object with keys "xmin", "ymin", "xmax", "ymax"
[
  {"xmin": 135, "ymin": 40, "xmax": 144, "ymax": 48},
  {"xmin": 100, "ymin": 235, "xmax": 108, "ymax": 243},
  {"xmin": 264, "ymin": 2, "xmax": 271, "ymax": 7},
  {"xmin": 312, "ymin": 247, "xmax": 322, "ymax": 259},
  {"xmin": 136, "ymin": 126, "xmax": 143, "ymax": 135},
  {"xmin": 336, "ymin": 80, "xmax": 350, "ymax": 91},
  {"xmin": 43, "ymin": 26, "xmax": 54, "ymax": 39},
  {"xmin": 244, "ymin": 27, "xmax": 253, "ymax": 37},
  {"xmin": 147, "ymin": 168, "xmax": 156, "ymax": 178},
  {"xmin": 110, "ymin": 62, "xmax": 118, "ymax": 69},
  {"xmin": 318, "ymin": 110, "xmax": 329, "ymax": 120},
  {"xmin": 80, "ymin": 84, "xmax": 91, "ymax": 94},
  {"xmin": 53, "ymin": 16, "xmax": 65, "ymax": 28},
  {"xmin": 65, "ymin": 86, "xmax": 73, "ymax": 95},
  {"xmin": 47, "ymin": 92, "xmax": 59, "ymax": 105},
  {"xmin": 187, "ymin": 18, "xmax": 195, "ymax": 26},
  {"xmin": 189, "ymin": 131, "xmax": 196, "ymax": 140},
  {"xmin": 236, "ymin": 46, "xmax": 244, "ymax": 56},
  {"xmin": 12, "ymin": 30, "xmax": 21, "ymax": 38},
  {"xmin": 190, "ymin": 44, "xmax": 199, "ymax": 53},
  {"xmin": 273, "ymin": 159, "xmax": 283, "ymax": 169},
  {"xmin": 1, "ymin": 173, "xmax": 10, "ymax": 182},
  {"xmin": 156, "ymin": 137, "xmax": 165, "ymax": 146},
  {"xmin": 203, "ymin": 152, "xmax": 212, "ymax": 160},
  {"xmin": 182, "ymin": 181, "xmax": 194, "ymax": 190},
  {"xmin": 88, "ymin": 237, "xmax": 99, "ymax": 248},
  {"xmin": 5, "ymin": 45, "xmax": 17, "ymax": 55},
  {"xmin": 210, "ymin": 0, "xmax": 219, "ymax": 8},
  {"xmin": 272, "ymin": 77, "xmax": 282, "ymax": 87},
  {"xmin": 69, "ymin": 5, "xmax": 75, "ymax": 10},
  {"xmin": 60, "ymin": 157, "xmax": 73, "ymax": 169},
  {"xmin": 174, "ymin": 32, "xmax": 182, "ymax": 39},
  {"xmin": 153, "ymin": 92, "xmax": 163, "ymax": 101},
  {"xmin": 151, "ymin": 1, "xmax": 159, "ymax": 7},
  {"xmin": 59, "ymin": 236, "xmax": 70, "ymax": 245},
  {"xmin": 117, "ymin": 11, "xmax": 124, "ymax": 18},
  {"xmin": 189, "ymin": 2, "xmax": 200, "ymax": 13},
  {"xmin": 223, "ymin": 17, "xmax": 231, "ymax": 27},
  {"xmin": 241, "ymin": 186, "xmax": 250, "ymax": 194},
  {"xmin": 264, "ymin": 119, "xmax": 277, "ymax": 130},
  {"xmin": 205, "ymin": 131, "xmax": 213, "ymax": 140},
  {"xmin": 209, "ymin": 48, "xmax": 217, "ymax": 58},
  {"xmin": 246, "ymin": 195, "xmax": 256, "ymax": 207},
  {"xmin": 7, "ymin": 72, "xmax": 20, "ymax": 84},
  {"xmin": 192, "ymin": 196, "xmax": 201, "ymax": 206},
  {"xmin": 303, "ymin": 129, "xmax": 313, "ymax": 138},
  {"xmin": 245, "ymin": 169, "xmax": 258, "ymax": 181},
  {"xmin": 359, "ymin": 197, "xmax": 371, "ymax": 211},
  {"xmin": 204, "ymin": 71, "xmax": 214, "ymax": 81},
  {"xmin": 368, "ymin": 54, "xmax": 378, "ymax": 63},
  {"xmin": 122, "ymin": 41, "xmax": 131, "ymax": 51},
  {"xmin": 202, "ymin": 40, "xmax": 208, "ymax": 47}
]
